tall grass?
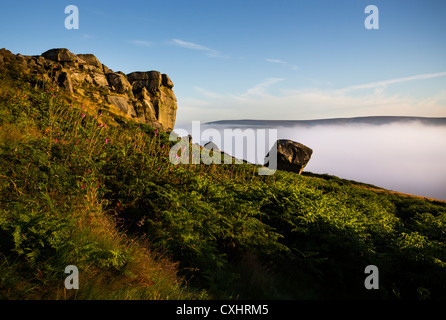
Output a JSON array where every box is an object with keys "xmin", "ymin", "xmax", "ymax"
[{"xmin": 0, "ymin": 74, "xmax": 203, "ymax": 300}]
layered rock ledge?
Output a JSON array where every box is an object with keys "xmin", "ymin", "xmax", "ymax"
[{"xmin": 0, "ymin": 48, "xmax": 177, "ymax": 131}]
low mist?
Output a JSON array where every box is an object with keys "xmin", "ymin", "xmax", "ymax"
[{"xmin": 178, "ymin": 121, "xmax": 446, "ymax": 201}]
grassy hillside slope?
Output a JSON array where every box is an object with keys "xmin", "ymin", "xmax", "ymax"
[{"xmin": 1, "ymin": 64, "xmax": 446, "ymax": 300}]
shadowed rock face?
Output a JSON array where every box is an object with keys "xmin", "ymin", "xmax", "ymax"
[
  {"xmin": 265, "ymin": 140, "xmax": 313, "ymax": 174},
  {"xmin": 203, "ymin": 141, "xmax": 220, "ymax": 151},
  {"xmin": 127, "ymin": 71, "xmax": 177, "ymax": 130},
  {"xmin": 0, "ymin": 48, "xmax": 177, "ymax": 131}
]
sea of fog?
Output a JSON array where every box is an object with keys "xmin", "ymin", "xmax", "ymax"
[{"xmin": 174, "ymin": 121, "xmax": 446, "ymax": 201}]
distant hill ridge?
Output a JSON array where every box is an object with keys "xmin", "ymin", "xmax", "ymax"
[{"xmin": 207, "ymin": 116, "xmax": 446, "ymax": 127}]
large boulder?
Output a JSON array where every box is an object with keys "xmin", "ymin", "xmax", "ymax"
[
  {"xmin": 162, "ymin": 74, "xmax": 174, "ymax": 88},
  {"xmin": 203, "ymin": 141, "xmax": 220, "ymax": 151},
  {"xmin": 265, "ymin": 140, "xmax": 313, "ymax": 174},
  {"xmin": 156, "ymin": 86, "xmax": 177, "ymax": 130},
  {"xmin": 41, "ymin": 48, "xmax": 83, "ymax": 64},
  {"xmin": 136, "ymin": 87, "xmax": 157, "ymax": 121},
  {"xmin": 106, "ymin": 95, "xmax": 137, "ymax": 117},
  {"xmin": 106, "ymin": 72, "xmax": 132, "ymax": 94},
  {"xmin": 77, "ymin": 54, "xmax": 102, "ymax": 69},
  {"xmin": 128, "ymin": 71, "xmax": 162, "ymax": 94},
  {"xmin": 91, "ymin": 73, "xmax": 109, "ymax": 87},
  {"xmin": 127, "ymin": 70, "xmax": 177, "ymax": 130}
]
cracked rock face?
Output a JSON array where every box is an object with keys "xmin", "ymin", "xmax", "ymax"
[{"xmin": 0, "ymin": 47, "xmax": 178, "ymax": 131}]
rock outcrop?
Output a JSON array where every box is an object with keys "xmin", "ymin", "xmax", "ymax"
[
  {"xmin": 265, "ymin": 140, "xmax": 313, "ymax": 174},
  {"xmin": 0, "ymin": 48, "xmax": 177, "ymax": 131},
  {"xmin": 203, "ymin": 141, "xmax": 220, "ymax": 151}
]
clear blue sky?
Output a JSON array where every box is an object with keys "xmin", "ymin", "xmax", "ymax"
[{"xmin": 1, "ymin": 0, "xmax": 445, "ymax": 126}]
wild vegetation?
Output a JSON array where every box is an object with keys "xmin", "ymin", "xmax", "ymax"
[{"xmin": 1, "ymin": 64, "xmax": 446, "ymax": 300}]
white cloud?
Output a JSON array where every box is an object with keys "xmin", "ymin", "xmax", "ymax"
[
  {"xmin": 171, "ymin": 39, "xmax": 228, "ymax": 58},
  {"xmin": 194, "ymin": 87, "xmax": 225, "ymax": 99},
  {"xmin": 265, "ymin": 58, "xmax": 287, "ymax": 64},
  {"xmin": 339, "ymin": 71, "xmax": 446, "ymax": 93},
  {"xmin": 241, "ymin": 78, "xmax": 284, "ymax": 97},
  {"xmin": 171, "ymin": 39, "xmax": 211, "ymax": 51},
  {"xmin": 265, "ymin": 58, "xmax": 299, "ymax": 71},
  {"xmin": 128, "ymin": 40, "xmax": 154, "ymax": 47},
  {"xmin": 82, "ymin": 34, "xmax": 96, "ymax": 39}
]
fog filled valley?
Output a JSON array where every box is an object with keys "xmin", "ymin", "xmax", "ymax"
[{"xmin": 195, "ymin": 118, "xmax": 446, "ymax": 201}]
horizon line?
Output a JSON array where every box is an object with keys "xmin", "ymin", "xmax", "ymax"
[{"xmin": 205, "ymin": 115, "xmax": 446, "ymax": 124}]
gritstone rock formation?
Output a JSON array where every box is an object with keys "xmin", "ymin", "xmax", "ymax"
[
  {"xmin": 203, "ymin": 141, "xmax": 220, "ymax": 151},
  {"xmin": 0, "ymin": 48, "xmax": 177, "ymax": 131},
  {"xmin": 265, "ymin": 139, "xmax": 313, "ymax": 174}
]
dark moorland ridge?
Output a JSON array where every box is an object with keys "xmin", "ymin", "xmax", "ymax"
[{"xmin": 207, "ymin": 116, "xmax": 446, "ymax": 127}]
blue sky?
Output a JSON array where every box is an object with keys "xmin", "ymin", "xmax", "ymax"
[{"xmin": 1, "ymin": 0, "xmax": 445, "ymax": 126}]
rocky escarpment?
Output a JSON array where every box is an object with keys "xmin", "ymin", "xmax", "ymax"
[{"xmin": 0, "ymin": 48, "xmax": 177, "ymax": 131}]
